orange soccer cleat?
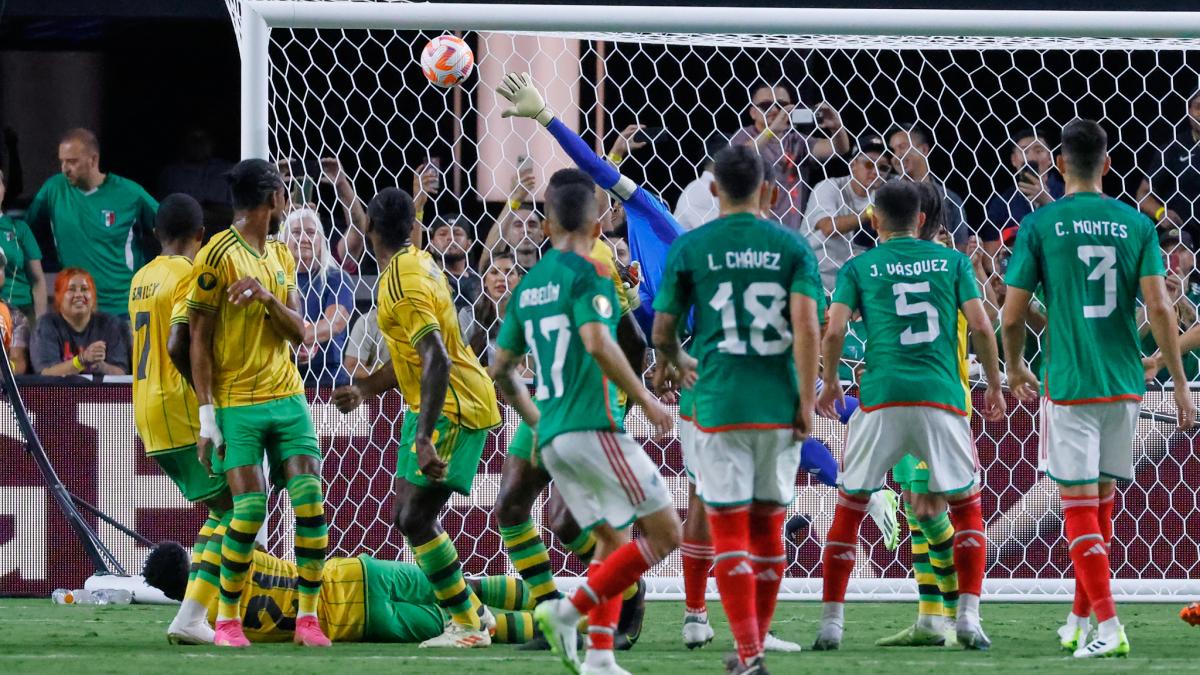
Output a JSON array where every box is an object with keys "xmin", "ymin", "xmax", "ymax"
[{"xmin": 1181, "ymin": 603, "xmax": 1200, "ymax": 627}]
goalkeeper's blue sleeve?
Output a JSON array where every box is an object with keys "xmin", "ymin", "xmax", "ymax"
[
  {"xmin": 799, "ymin": 437, "xmax": 838, "ymax": 488},
  {"xmin": 836, "ymin": 395, "xmax": 859, "ymax": 425},
  {"xmin": 545, "ymin": 117, "xmax": 621, "ymax": 190}
]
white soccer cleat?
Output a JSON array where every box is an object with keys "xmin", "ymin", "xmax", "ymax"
[
  {"xmin": 535, "ymin": 598, "xmax": 581, "ymax": 672},
  {"xmin": 1073, "ymin": 625, "xmax": 1129, "ymax": 659},
  {"xmin": 868, "ymin": 489, "xmax": 901, "ymax": 552},
  {"xmin": 1057, "ymin": 621, "xmax": 1091, "ymax": 652},
  {"xmin": 418, "ymin": 619, "xmax": 492, "ymax": 648},
  {"xmin": 811, "ymin": 621, "xmax": 843, "ymax": 651},
  {"xmin": 480, "ymin": 605, "xmax": 497, "ymax": 635},
  {"xmin": 682, "ymin": 613, "xmax": 715, "ymax": 649},
  {"xmin": 763, "ymin": 631, "xmax": 803, "ymax": 652},
  {"xmin": 166, "ymin": 614, "xmax": 215, "ymax": 645},
  {"xmin": 955, "ymin": 618, "xmax": 992, "ymax": 651},
  {"xmin": 580, "ymin": 661, "xmax": 632, "ymax": 675}
]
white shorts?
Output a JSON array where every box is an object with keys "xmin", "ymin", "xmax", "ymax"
[
  {"xmin": 693, "ymin": 428, "xmax": 800, "ymax": 507},
  {"xmin": 679, "ymin": 418, "xmax": 698, "ymax": 486},
  {"xmin": 841, "ymin": 406, "xmax": 978, "ymax": 495},
  {"xmin": 1039, "ymin": 398, "xmax": 1138, "ymax": 484},
  {"xmin": 541, "ymin": 430, "xmax": 673, "ymax": 531}
]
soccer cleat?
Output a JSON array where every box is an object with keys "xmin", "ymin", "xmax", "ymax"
[
  {"xmin": 580, "ymin": 661, "xmax": 632, "ymax": 675},
  {"xmin": 479, "ymin": 605, "xmax": 497, "ymax": 635},
  {"xmin": 167, "ymin": 615, "xmax": 215, "ymax": 645},
  {"xmin": 293, "ymin": 615, "xmax": 332, "ymax": 647},
  {"xmin": 875, "ymin": 624, "xmax": 946, "ymax": 647},
  {"xmin": 213, "ymin": 618, "xmax": 251, "ymax": 648},
  {"xmin": 763, "ymin": 631, "xmax": 802, "ymax": 652},
  {"xmin": 723, "ymin": 652, "xmax": 769, "ymax": 675},
  {"xmin": 1073, "ymin": 626, "xmax": 1129, "ymax": 659},
  {"xmin": 616, "ymin": 579, "xmax": 646, "ymax": 648},
  {"xmin": 418, "ymin": 619, "xmax": 492, "ymax": 649},
  {"xmin": 1057, "ymin": 621, "xmax": 1090, "ymax": 651},
  {"xmin": 811, "ymin": 622, "xmax": 842, "ymax": 651},
  {"xmin": 1181, "ymin": 603, "xmax": 1200, "ymax": 626},
  {"xmin": 682, "ymin": 613, "xmax": 715, "ymax": 649},
  {"xmin": 535, "ymin": 598, "xmax": 581, "ymax": 673},
  {"xmin": 868, "ymin": 489, "xmax": 901, "ymax": 552},
  {"xmin": 955, "ymin": 619, "xmax": 992, "ymax": 651}
]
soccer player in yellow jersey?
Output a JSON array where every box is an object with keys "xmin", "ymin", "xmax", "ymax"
[
  {"xmin": 142, "ymin": 540, "xmax": 541, "ymax": 646},
  {"xmin": 187, "ymin": 159, "xmax": 330, "ymax": 649},
  {"xmin": 332, "ymin": 187, "xmax": 502, "ymax": 648},
  {"xmin": 128, "ymin": 193, "xmax": 232, "ymax": 645}
]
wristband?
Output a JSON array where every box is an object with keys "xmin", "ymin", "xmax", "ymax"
[
  {"xmin": 415, "ymin": 210, "xmax": 424, "ymax": 222},
  {"xmin": 862, "ymin": 205, "xmax": 874, "ymax": 222},
  {"xmin": 199, "ymin": 404, "xmax": 219, "ymax": 439},
  {"xmin": 1155, "ymin": 206, "xmax": 1167, "ymax": 221},
  {"xmin": 763, "ymin": 128, "xmax": 776, "ymax": 140},
  {"xmin": 607, "ymin": 152, "xmax": 624, "ymax": 166},
  {"xmin": 71, "ymin": 355, "xmax": 85, "ymax": 372},
  {"xmin": 507, "ymin": 198, "xmax": 522, "ymax": 211}
]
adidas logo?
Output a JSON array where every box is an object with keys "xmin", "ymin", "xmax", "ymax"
[
  {"xmin": 833, "ymin": 551, "xmax": 856, "ymax": 561},
  {"xmin": 756, "ymin": 569, "xmax": 780, "ymax": 581},
  {"xmin": 727, "ymin": 561, "xmax": 755, "ymax": 575},
  {"xmin": 957, "ymin": 538, "xmax": 983, "ymax": 549},
  {"xmin": 1082, "ymin": 543, "xmax": 1107, "ymax": 557}
]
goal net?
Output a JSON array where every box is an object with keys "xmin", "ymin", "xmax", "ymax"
[{"xmin": 225, "ymin": 0, "xmax": 1200, "ymax": 600}]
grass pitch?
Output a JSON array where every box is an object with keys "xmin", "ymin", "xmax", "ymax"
[{"xmin": 0, "ymin": 599, "xmax": 1194, "ymax": 673}]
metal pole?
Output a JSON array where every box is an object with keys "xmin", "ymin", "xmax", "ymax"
[{"xmin": 241, "ymin": 6, "xmax": 271, "ymax": 160}]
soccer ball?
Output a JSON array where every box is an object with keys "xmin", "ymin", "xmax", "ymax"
[{"xmin": 420, "ymin": 35, "xmax": 474, "ymax": 88}]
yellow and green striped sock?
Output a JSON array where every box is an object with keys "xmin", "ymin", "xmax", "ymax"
[
  {"xmin": 187, "ymin": 511, "xmax": 220, "ymax": 583},
  {"xmin": 478, "ymin": 575, "xmax": 535, "ymax": 611},
  {"xmin": 492, "ymin": 610, "xmax": 536, "ymax": 644},
  {"xmin": 218, "ymin": 492, "xmax": 266, "ymax": 621},
  {"xmin": 564, "ymin": 530, "xmax": 596, "ymax": 566},
  {"xmin": 288, "ymin": 474, "xmax": 327, "ymax": 616},
  {"xmin": 500, "ymin": 521, "xmax": 561, "ymax": 605},
  {"xmin": 183, "ymin": 510, "xmax": 225, "ymax": 609},
  {"xmin": 413, "ymin": 532, "xmax": 481, "ymax": 630},
  {"xmin": 919, "ymin": 511, "xmax": 958, "ymax": 621},
  {"xmin": 906, "ymin": 505, "xmax": 942, "ymax": 619}
]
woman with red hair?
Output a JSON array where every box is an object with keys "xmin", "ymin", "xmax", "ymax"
[{"xmin": 31, "ymin": 268, "xmax": 130, "ymax": 376}]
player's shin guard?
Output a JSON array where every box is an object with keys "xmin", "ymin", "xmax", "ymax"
[
  {"xmin": 1072, "ymin": 492, "xmax": 1116, "ymax": 619},
  {"xmin": 413, "ymin": 532, "xmax": 483, "ymax": 630},
  {"xmin": 822, "ymin": 493, "xmax": 869, "ymax": 604},
  {"xmin": 948, "ymin": 493, "xmax": 985, "ymax": 618},
  {"xmin": 905, "ymin": 506, "xmax": 942, "ymax": 621},
  {"xmin": 479, "ymin": 575, "xmax": 535, "ymax": 611},
  {"xmin": 183, "ymin": 510, "xmax": 225, "ymax": 610},
  {"xmin": 500, "ymin": 521, "xmax": 561, "ymax": 605},
  {"xmin": 218, "ymin": 492, "xmax": 266, "ymax": 621},
  {"xmin": 680, "ymin": 539, "xmax": 714, "ymax": 616},
  {"xmin": 564, "ymin": 529, "xmax": 597, "ymax": 566},
  {"xmin": 492, "ymin": 610, "xmax": 536, "ymax": 643},
  {"xmin": 708, "ymin": 505, "xmax": 760, "ymax": 664},
  {"xmin": 749, "ymin": 504, "xmax": 786, "ymax": 645},
  {"xmin": 1063, "ymin": 495, "xmax": 1116, "ymax": 622},
  {"xmin": 570, "ymin": 539, "xmax": 663, "ymax": 615},
  {"xmin": 919, "ymin": 511, "xmax": 958, "ymax": 621},
  {"xmin": 288, "ymin": 474, "xmax": 327, "ymax": 617}
]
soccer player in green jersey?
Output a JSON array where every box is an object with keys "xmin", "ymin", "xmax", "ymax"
[
  {"xmin": 815, "ymin": 180, "xmax": 1006, "ymax": 652},
  {"xmin": 1001, "ymin": 119, "xmax": 1196, "ymax": 659},
  {"xmin": 653, "ymin": 145, "xmax": 823, "ymax": 675},
  {"xmin": 491, "ymin": 168, "xmax": 681, "ymax": 675}
]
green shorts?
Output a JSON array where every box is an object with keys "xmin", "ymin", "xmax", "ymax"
[
  {"xmin": 213, "ymin": 394, "xmax": 321, "ymax": 489},
  {"xmin": 396, "ymin": 412, "xmax": 489, "ymax": 496},
  {"xmin": 360, "ymin": 555, "xmax": 447, "ymax": 643},
  {"xmin": 892, "ymin": 453, "xmax": 931, "ymax": 495},
  {"xmin": 152, "ymin": 445, "xmax": 228, "ymax": 503}
]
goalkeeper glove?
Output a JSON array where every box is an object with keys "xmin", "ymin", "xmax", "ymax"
[{"xmin": 496, "ymin": 72, "xmax": 554, "ymax": 127}]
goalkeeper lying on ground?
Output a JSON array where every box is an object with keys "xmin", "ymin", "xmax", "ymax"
[{"xmin": 143, "ymin": 541, "xmax": 536, "ymax": 645}]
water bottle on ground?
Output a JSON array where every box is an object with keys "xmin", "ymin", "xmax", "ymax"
[
  {"xmin": 51, "ymin": 589, "xmax": 93, "ymax": 604},
  {"xmin": 92, "ymin": 589, "xmax": 133, "ymax": 605}
]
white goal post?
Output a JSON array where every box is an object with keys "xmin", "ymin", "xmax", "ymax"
[{"xmin": 226, "ymin": 0, "xmax": 1200, "ymax": 601}]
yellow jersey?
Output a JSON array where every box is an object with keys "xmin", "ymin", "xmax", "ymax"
[
  {"xmin": 186, "ymin": 229, "xmax": 304, "ymax": 408},
  {"xmin": 205, "ymin": 551, "xmax": 366, "ymax": 643},
  {"xmin": 128, "ymin": 256, "xmax": 200, "ymax": 454},
  {"xmin": 377, "ymin": 246, "xmax": 501, "ymax": 430},
  {"xmin": 590, "ymin": 238, "xmax": 631, "ymax": 316}
]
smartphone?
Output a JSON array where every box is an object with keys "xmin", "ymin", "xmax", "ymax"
[
  {"xmin": 1017, "ymin": 164, "xmax": 1039, "ymax": 184},
  {"xmin": 425, "ymin": 157, "xmax": 442, "ymax": 191},
  {"xmin": 790, "ymin": 107, "xmax": 816, "ymax": 133},
  {"xmin": 632, "ymin": 126, "xmax": 665, "ymax": 145},
  {"xmin": 516, "ymin": 154, "xmax": 533, "ymax": 172},
  {"xmin": 290, "ymin": 158, "xmax": 322, "ymax": 179}
]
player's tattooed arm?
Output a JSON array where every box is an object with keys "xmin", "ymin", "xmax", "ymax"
[
  {"xmin": 962, "ymin": 297, "xmax": 1007, "ymax": 422},
  {"xmin": 1000, "ymin": 286, "xmax": 1039, "ymax": 402},
  {"xmin": 649, "ymin": 311, "xmax": 698, "ymax": 391},
  {"xmin": 490, "ymin": 347, "xmax": 540, "ymax": 429},
  {"xmin": 816, "ymin": 303, "xmax": 849, "ymax": 420},
  {"xmin": 791, "ymin": 292, "xmax": 821, "ymax": 440},
  {"xmin": 226, "ymin": 279, "xmax": 306, "ymax": 344},
  {"xmin": 189, "ymin": 307, "xmax": 221, "ymax": 472},
  {"xmin": 167, "ymin": 323, "xmax": 192, "ymax": 386},
  {"xmin": 413, "ymin": 330, "xmax": 451, "ymax": 479}
]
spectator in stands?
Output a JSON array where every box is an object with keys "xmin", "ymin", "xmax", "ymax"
[
  {"xmin": 460, "ymin": 251, "xmax": 522, "ymax": 366},
  {"xmin": 1136, "ymin": 91, "xmax": 1200, "ymax": 247},
  {"xmin": 483, "ymin": 162, "xmax": 543, "ymax": 270},
  {"xmin": 0, "ymin": 249, "xmax": 31, "ymax": 374},
  {"xmin": 0, "ymin": 169, "xmax": 47, "ymax": 322},
  {"xmin": 342, "ymin": 308, "xmax": 389, "ymax": 379},
  {"xmin": 729, "ymin": 82, "xmax": 850, "ymax": 230},
  {"xmin": 31, "ymin": 267, "xmax": 130, "ymax": 376},
  {"xmin": 283, "ymin": 207, "xmax": 353, "ymax": 386},
  {"xmin": 278, "ymin": 157, "xmax": 373, "ymax": 271},
  {"xmin": 1142, "ymin": 230, "xmax": 1200, "ymax": 383},
  {"xmin": 802, "ymin": 135, "xmax": 887, "ymax": 291},
  {"xmin": 158, "ymin": 127, "xmax": 235, "ymax": 233},
  {"xmin": 887, "ymin": 123, "xmax": 971, "ymax": 245},
  {"xmin": 969, "ymin": 227, "xmax": 1046, "ymax": 371},
  {"xmin": 673, "ymin": 135, "xmax": 726, "ymax": 230},
  {"xmin": 982, "ymin": 128, "xmax": 1064, "ymax": 259},
  {"xmin": 427, "ymin": 216, "xmax": 482, "ymax": 311},
  {"xmin": 25, "ymin": 128, "xmax": 158, "ymax": 319}
]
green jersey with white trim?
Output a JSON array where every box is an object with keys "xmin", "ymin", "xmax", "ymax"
[
  {"xmin": 831, "ymin": 236, "xmax": 980, "ymax": 415},
  {"xmin": 496, "ymin": 248, "xmax": 623, "ymax": 448},
  {"xmin": 1005, "ymin": 192, "xmax": 1164, "ymax": 404},
  {"xmin": 653, "ymin": 212, "xmax": 822, "ymax": 431}
]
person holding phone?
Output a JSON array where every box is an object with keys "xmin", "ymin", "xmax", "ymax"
[
  {"xmin": 981, "ymin": 128, "xmax": 1065, "ymax": 260},
  {"xmin": 728, "ymin": 82, "xmax": 850, "ymax": 231}
]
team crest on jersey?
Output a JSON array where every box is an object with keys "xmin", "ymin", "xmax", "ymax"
[
  {"xmin": 197, "ymin": 272, "xmax": 217, "ymax": 291},
  {"xmin": 276, "ymin": 271, "xmax": 286, "ymax": 285},
  {"xmin": 592, "ymin": 294, "xmax": 613, "ymax": 318},
  {"xmin": 3, "ymin": 231, "xmax": 13, "ymax": 242},
  {"xmin": 101, "ymin": 210, "xmax": 116, "ymax": 228}
]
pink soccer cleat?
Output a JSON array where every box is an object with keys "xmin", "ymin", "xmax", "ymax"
[
  {"xmin": 214, "ymin": 619, "xmax": 251, "ymax": 648},
  {"xmin": 294, "ymin": 615, "xmax": 332, "ymax": 647}
]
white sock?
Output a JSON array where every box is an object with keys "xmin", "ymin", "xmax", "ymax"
[
  {"xmin": 821, "ymin": 601, "xmax": 844, "ymax": 628},
  {"xmin": 173, "ymin": 598, "xmax": 209, "ymax": 624},
  {"xmin": 957, "ymin": 594, "xmax": 981, "ymax": 622},
  {"xmin": 297, "ymin": 610, "xmax": 318, "ymax": 620},
  {"xmin": 916, "ymin": 613, "xmax": 943, "ymax": 632},
  {"xmin": 1097, "ymin": 616, "xmax": 1122, "ymax": 640},
  {"xmin": 560, "ymin": 597, "xmax": 583, "ymax": 624},
  {"xmin": 686, "ymin": 609, "xmax": 708, "ymax": 621},
  {"xmin": 1067, "ymin": 612, "xmax": 1089, "ymax": 630},
  {"xmin": 584, "ymin": 649, "xmax": 615, "ymax": 667}
]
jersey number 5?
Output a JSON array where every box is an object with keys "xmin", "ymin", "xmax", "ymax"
[
  {"xmin": 1077, "ymin": 245, "xmax": 1117, "ymax": 318},
  {"xmin": 709, "ymin": 281, "xmax": 791, "ymax": 356},
  {"xmin": 525, "ymin": 314, "xmax": 570, "ymax": 400},
  {"xmin": 892, "ymin": 281, "xmax": 940, "ymax": 345}
]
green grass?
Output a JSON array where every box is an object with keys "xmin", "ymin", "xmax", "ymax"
[{"xmin": 0, "ymin": 599, "xmax": 1194, "ymax": 674}]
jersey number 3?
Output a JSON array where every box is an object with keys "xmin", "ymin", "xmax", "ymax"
[
  {"xmin": 709, "ymin": 281, "xmax": 791, "ymax": 356},
  {"xmin": 1078, "ymin": 245, "xmax": 1117, "ymax": 318}
]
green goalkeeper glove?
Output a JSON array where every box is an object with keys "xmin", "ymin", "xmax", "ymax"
[{"xmin": 496, "ymin": 72, "xmax": 554, "ymax": 127}]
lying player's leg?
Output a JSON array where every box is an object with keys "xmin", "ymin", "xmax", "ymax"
[{"xmin": 496, "ymin": 426, "xmax": 559, "ymax": 606}]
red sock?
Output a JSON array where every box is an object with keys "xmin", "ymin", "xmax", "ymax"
[
  {"xmin": 822, "ymin": 492, "xmax": 869, "ymax": 603},
  {"xmin": 570, "ymin": 539, "xmax": 660, "ymax": 615},
  {"xmin": 708, "ymin": 505, "xmax": 758, "ymax": 663},
  {"xmin": 1072, "ymin": 492, "xmax": 1116, "ymax": 618},
  {"xmin": 749, "ymin": 504, "xmax": 787, "ymax": 646},
  {"xmin": 948, "ymin": 493, "xmax": 986, "ymax": 598},
  {"xmin": 680, "ymin": 538, "xmax": 714, "ymax": 615},
  {"xmin": 584, "ymin": 563, "xmax": 621, "ymax": 651},
  {"xmin": 1063, "ymin": 495, "xmax": 1115, "ymax": 622}
]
